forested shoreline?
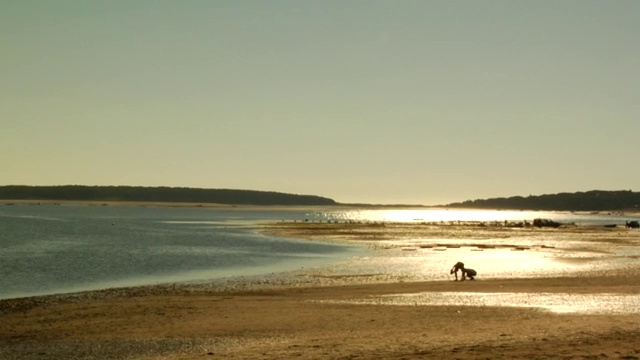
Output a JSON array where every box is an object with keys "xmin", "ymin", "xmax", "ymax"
[
  {"xmin": 2, "ymin": 186, "xmax": 639, "ymax": 211},
  {"xmin": 445, "ymin": 190, "xmax": 640, "ymax": 211},
  {"xmin": 0, "ymin": 185, "xmax": 337, "ymax": 206}
]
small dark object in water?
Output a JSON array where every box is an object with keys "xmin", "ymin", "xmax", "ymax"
[
  {"xmin": 533, "ymin": 218, "xmax": 562, "ymax": 228},
  {"xmin": 603, "ymin": 224, "xmax": 617, "ymax": 228},
  {"xmin": 626, "ymin": 221, "xmax": 640, "ymax": 229}
]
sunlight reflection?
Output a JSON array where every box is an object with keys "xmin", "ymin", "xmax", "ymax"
[
  {"xmin": 314, "ymin": 208, "xmax": 635, "ymax": 226},
  {"xmin": 349, "ymin": 209, "xmax": 534, "ymax": 223},
  {"xmin": 317, "ymin": 292, "xmax": 640, "ymax": 314}
]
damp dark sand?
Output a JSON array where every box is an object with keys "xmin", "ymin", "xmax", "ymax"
[{"xmin": 2, "ymin": 222, "xmax": 640, "ymax": 359}]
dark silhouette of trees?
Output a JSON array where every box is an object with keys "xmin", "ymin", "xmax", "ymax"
[
  {"xmin": 445, "ymin": 190, "xmax": 640, "ymax": 211},
  {"xmin": 0, "ymin": 185, "xmax": 337, "ymax": 206}
]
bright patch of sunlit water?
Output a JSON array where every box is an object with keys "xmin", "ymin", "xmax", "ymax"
[
  {"xmin": 310, "ymin": 208, "xmax": 637, "ymax": 226},
  {"xmin": 294, "ymin": 224, "xmax": 640, "ymax": 283},
  {"xmin": 317, "ymin": 292, "xmax": 640, "ymax": 314},
  {"xmin": 301, "ymin": 244, "xmax": 615, "ymax": 284}
]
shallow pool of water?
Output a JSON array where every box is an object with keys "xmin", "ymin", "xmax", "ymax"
[{"xmin": 317, "ymin": 291, "xmax": 640, "ymax": 314}]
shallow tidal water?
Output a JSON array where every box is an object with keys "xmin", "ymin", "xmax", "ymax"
[
  {"xmin": 290, "ymin": 222, "xmax": 640, "ymax": 284},
  {"xmin": 1, "ymin": 204, "xmax": 639, "ymax": 300},
  {"xmin": 0, "ymin": 205, "xmax": 359, "ymax": 299},
  {"xmin": 316, "ymin": 291, "xmax": 640, "ymax": 315}
]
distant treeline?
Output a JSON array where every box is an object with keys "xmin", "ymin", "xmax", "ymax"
[
  {"xmin": 0, "ymin": 185, "xmax": 337, "ymax": 206},
  {"xmin": 445, "ymin": 190, "xmax": 640, "ymax": 211}
]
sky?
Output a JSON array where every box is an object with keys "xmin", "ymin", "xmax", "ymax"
[{"xmin": 1, "ymin": 1, "xmax": 638, "ymax": 205}]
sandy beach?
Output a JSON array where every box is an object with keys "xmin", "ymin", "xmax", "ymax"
[{"xmin": 2, "ymin": 221, "xmax": 640, "ymax": 359}]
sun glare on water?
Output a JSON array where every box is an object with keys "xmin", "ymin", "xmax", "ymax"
[
  {"xmin": 316, "ymin": 292, "xmax": 640, "ymax": 315},
  {"xmin": 335, "ymin": 209, "xmax": 541, "ymax": 223}
]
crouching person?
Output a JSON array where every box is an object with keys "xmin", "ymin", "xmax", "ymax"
[
  {"xmin": 450, "ymin": 262, "xmax": 477, "ymax": 281},
  {"xmin": 464, "ymin": 267, "xmax": 477, "ymax": 280}
]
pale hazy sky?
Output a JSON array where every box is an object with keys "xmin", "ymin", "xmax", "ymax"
[{"xmin": 2, "ymin": 1, "xmax": 638, "ymax": 205}]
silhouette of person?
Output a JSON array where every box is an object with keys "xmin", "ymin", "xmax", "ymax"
[{"xmin": 450, "ymin": 262, "xmax": 477, "ymax": 281}]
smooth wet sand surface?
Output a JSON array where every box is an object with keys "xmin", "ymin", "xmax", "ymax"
[{"xmin": 2, "ymin": 222, "xmax": 640, "ymax": 359}]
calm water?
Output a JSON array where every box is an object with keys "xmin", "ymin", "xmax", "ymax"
[
  {"xmin": 0, "ymin": 205, "xmax": 356, "ymax": 299},
  {"xmin": 0, "ymin": 205, "xmax": 636, "ymax": 299}
]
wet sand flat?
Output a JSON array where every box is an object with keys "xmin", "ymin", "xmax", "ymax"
[{"xmin": 1, "ymin": 222, "xmax": 640, "ymax": 359}]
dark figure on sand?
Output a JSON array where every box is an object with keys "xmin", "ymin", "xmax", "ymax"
[{"xmin": 450, "ymin": 262, "xmax": 477, "ymax": 281}]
